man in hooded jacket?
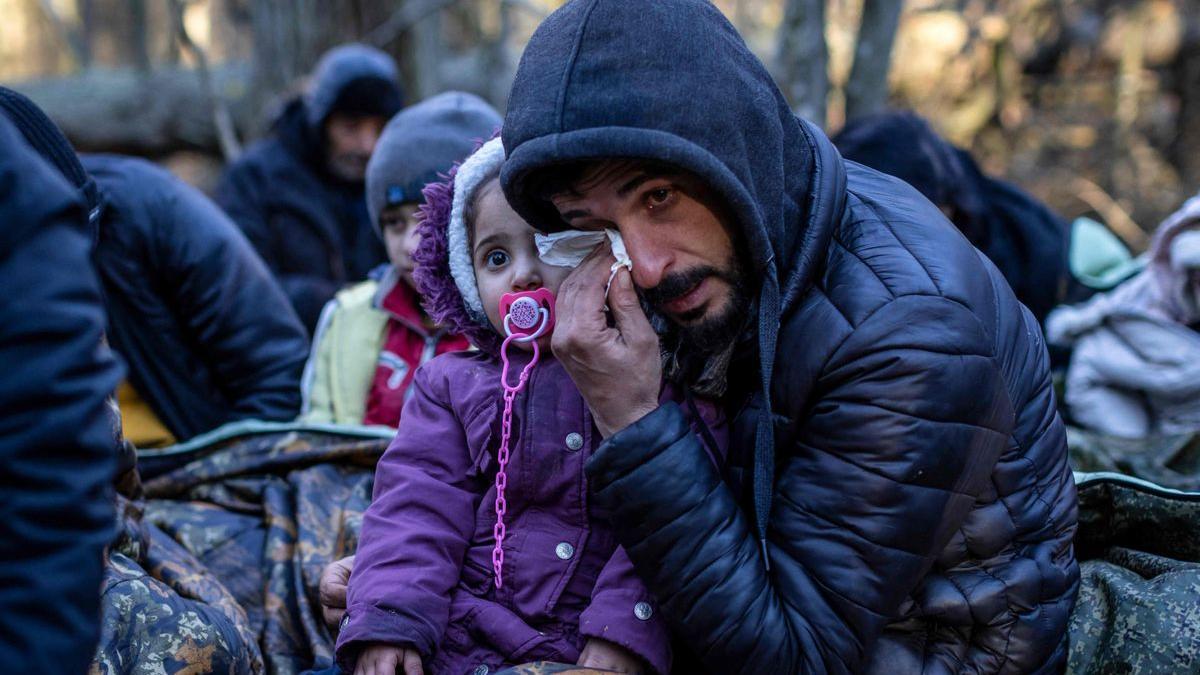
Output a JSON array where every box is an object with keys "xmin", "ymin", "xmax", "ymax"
[
  {"xmin": 497, "ymin": 1, "xmax": 1080, "ymax": 673},
  {"xmin": 216, "ymin": 44, "xmax": 403, "ymax": 331}
]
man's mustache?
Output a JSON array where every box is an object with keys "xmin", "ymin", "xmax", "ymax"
[{"xmin": 641, "ymin": 266, "xmax": 728, "ymax": 308}]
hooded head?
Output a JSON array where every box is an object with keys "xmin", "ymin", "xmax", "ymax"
[
  {"xmin": 305, "ymin": 44, "xmax": 403, "ymax": 129},
  {"xmin": 304, "ymin": 44, "xmax": 404, "ymax": 182},
  {"xmin": 412, "ymin": 137, "xmax": 508, "ymax": 355},
  {"xmin": 834, "ymin": 112, "xmax": 988, "ymax": 243},
  {"xmin": 414, "ymin": 137, "xmax": 575, "ymax": 356},
  {"xmin": 499, "ymin": 0, "xmax": 817, "ymax": 557},
  {"xmin": 0, "ymin": 87, "xmax": 101, "ymax": 238}
]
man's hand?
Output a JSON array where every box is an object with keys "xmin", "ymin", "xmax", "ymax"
[
  {"xmin": 354, "ymin": 644, "xmax": 422, "ymax": 675},
  {"xmin": 319, "ymin": 555, "xmax": 354, "ymax": 629},
  {"xmin": 552, "ymin": 248, "xmax": 662, "ymax": 437},
  {"xmin": 578, "ymin": 638, "xmax": 645, "ymax": 673}
]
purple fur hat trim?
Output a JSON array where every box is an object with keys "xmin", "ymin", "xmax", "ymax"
[{"xmin": 413, "ymin": 155, "xmax": 504, "ymax": 355}]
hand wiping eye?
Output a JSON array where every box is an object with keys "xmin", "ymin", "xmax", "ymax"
[{"xmin": 535, "ymin": 228, "xmax": 634, "ymax": 299}]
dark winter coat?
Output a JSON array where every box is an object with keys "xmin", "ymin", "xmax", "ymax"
[
  {"xmin": 215, "ymin": 99, "xmax": 388, "ymax": 331},
  {"xmin": 500, "ymin": 2, "xmax": 1080, "ymax": 673},
  {"xmin": 86, "ymin": 154, "xmax": 309, "ymax": 441},
  {"xmin": 0, "ymin": 115, "xmax": 124, "ymax": 674},
  {"xmin": 834, "ymin": 112, "xmax": 1075, "ymax": 323}
]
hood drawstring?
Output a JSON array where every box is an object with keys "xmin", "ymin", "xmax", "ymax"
[{"xmin": 753, "ymin": 262, "xmax": 781, "ymax": 572}]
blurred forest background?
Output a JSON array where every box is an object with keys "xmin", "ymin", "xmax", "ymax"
[{"xmin": 4, "ymin": 0, "xmax": 1199, "ymax": 246}]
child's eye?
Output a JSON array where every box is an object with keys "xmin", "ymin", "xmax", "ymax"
[{"xmin": 485, "ymin": 250, "xmax": 509, "ymax": 268}]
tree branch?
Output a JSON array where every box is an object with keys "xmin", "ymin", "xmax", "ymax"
[
  {"xmin": 35, "ymin": 0, "xmax": 91, "ymax": 67},
  {"xmin": 168, "ymin": 0, "xmax": 241, "ymax": 161},
  {"xmin": 365, "ymin": 0, "xmax": 462, "ymax": 48}
]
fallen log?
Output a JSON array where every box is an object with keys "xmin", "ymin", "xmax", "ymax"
[{"xmin": 7, "ymin": 63, "xmax": 259, "ymax": 157}]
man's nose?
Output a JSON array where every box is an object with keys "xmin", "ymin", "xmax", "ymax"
[
  {"xmin": 356, "ymin": 128, "xmax": 380, "ymax": 155},
  {"xmin": 622, "ymin": 225, "xmax": 673, "ymax": 290}
]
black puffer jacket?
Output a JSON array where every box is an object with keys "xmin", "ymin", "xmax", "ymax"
[
  {"xmin": 86, "ymin": 154, "xmax": 309, "ymax": 441},
  {"xmin": 500, "ymin": 1, "xmax": 1080, "ymax": 673}
]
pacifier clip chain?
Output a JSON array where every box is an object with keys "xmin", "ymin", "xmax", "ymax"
[
  {"xmin": 491, "ymin": 334, "xmax": 539, "ymax": 588},
  {"xmin": 491, "ymin": 290, "xmax": 554, "ymax": 589}
]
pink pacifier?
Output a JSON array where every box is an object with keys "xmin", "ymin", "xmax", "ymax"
[
  {"xmin": 491, "ymin": 288, "xmax": 556, "ymax": 589},
  {"xmin": 500, "ymin": 288, "xmax": 556, "ymax": 341}
]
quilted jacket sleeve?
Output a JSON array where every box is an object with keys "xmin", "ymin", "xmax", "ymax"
[
  {"xmin": 586, "ymin": 295, "xmax": 1014, "ymax": 674},
  {"xmin": 335, "ymin": 363, "xmax": 481, "ymax": 670}
]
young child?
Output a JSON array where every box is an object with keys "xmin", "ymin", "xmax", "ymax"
[
  {"xmin": 334, "ymin": 138, "xmax": 726, "ymax": 675},
  {"xmin": 301, "ymin": 92, "xmax": 500, "ymax": 427}
]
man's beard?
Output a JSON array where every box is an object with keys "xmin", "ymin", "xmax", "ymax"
[
  {"xmin": 327, "ymin": 153, "xmax": 370, "ymax": 182},
  {"xmin": 642, "ymin": 260, "xmax": 751, "ymax": 355}
]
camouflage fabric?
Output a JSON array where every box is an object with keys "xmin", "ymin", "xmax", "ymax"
[
  {"xmin": 94, "ymin": 422, "xmax": 392, "ymax": 675},
  {"xmin": 1068, "ymin": 472, "xmax": 1200, "ymax": 673},
  {"xmin": 494, "ymin": 664, "xmax": 618, "ymax": 674},
  {"xmin": 1067, "ymin": 428, "xmax": 1200, "ymax": 491}
]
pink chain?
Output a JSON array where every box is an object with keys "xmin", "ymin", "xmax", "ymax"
[{"xmin": 492, "ymin": 334, "xmax": 540, "ymax": 588}]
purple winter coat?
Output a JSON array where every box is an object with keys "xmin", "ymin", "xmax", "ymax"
[{"xmin": 336, "ymin": 347, "xmax": 726, "ymax": 674}]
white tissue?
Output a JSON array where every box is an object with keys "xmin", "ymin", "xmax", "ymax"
[
  {"xmin": 536, "ymin": 228, "xmax": 633, "ymax": 301},
  {"xmin": 1170, "ymin": 230, "xmax": 1200, "ymax": 271},
  {"xmin": 536, "ymin": 228, "xmax": 633, "ymax": 273}
]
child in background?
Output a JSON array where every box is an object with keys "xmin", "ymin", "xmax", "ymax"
[
  {"xmin": 301, "ymin": 92, "xmax": 500, "ymax": 427},
  {"xmin": 334, "ymin": 138, "xmax": 726, "ymax": 675}
]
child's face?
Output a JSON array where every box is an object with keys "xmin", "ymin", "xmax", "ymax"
[
  {"xmin": 471, "ymin": 179, "xmax": 572, "ymax": 348},
  {"xmin": 381, "ymin": 204, "xmax": 422, "ymax": 288}
]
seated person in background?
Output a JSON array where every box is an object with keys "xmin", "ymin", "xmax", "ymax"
[
  {"xmin": 834, "ymin": 111, "xmax": 1077, "ymax": 323},
  {"xmin": 0, "ymin": 87, "xmax": 309, "ymax": 446},
  {"xmin": 300, "ymin": 91, "xmax": 500, "ymax": 427},
  {"xmin": 217, "ymin": 44, "xmax": 403, "ymax": 331},
  {"xmin": 335, "ymin": 138, "xmax": 724, "ymax": 675},
  {"xmin": 1046, "ymin": 192, "xmax": 1200, "ymax": 438}
]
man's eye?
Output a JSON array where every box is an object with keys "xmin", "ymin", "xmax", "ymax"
[
  {"xmin": 646, "ymin": 188, "xmax": 673, "ymax": 209},
  {"xmin": 486, "ymin": 250, "xmax": 509, "ymax": 267}
]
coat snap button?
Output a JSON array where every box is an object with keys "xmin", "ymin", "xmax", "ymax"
[
  {"xmin": 634, "ymin": 602, "xmax": 653, "ymax": 621},
  {"xmin": 555, "ymin": 542, "xmax": 575, "ymax": 560},
  {"xmin": 565, "ymin": 432, "xmax": 584, "ymax": 451}
]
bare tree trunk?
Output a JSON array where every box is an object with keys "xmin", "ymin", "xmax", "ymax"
[
  {"xmin": 844, "ymin": 0, "xmax": 902, "ymax": 123},
  {"xmin": 411, "ymin": 8, "xmax": 445, "ymax": 100},
  {"xmin": 775, "ymin": 0, "xmax": 828, "ymax": 127},
  {"xmin": 1173, "ymin": 20, "xmax": 1200, "ymax": 194}
]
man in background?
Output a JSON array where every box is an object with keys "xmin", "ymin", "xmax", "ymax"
[{"xmin": 217, "ymin": 43, "xmax": 404, "ymax": 331}]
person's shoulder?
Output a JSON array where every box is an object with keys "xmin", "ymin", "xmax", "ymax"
[
  {"xmin": 822, "ymin": 163, "xmax": 1002, "ymax": 327},
  {"xmin": 84, "ymin": 154, "xmax": 177, "ymax": 194},
  {"xmin": 332, "ymin": 278, "xmax": 381, "ymax": 309}
]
